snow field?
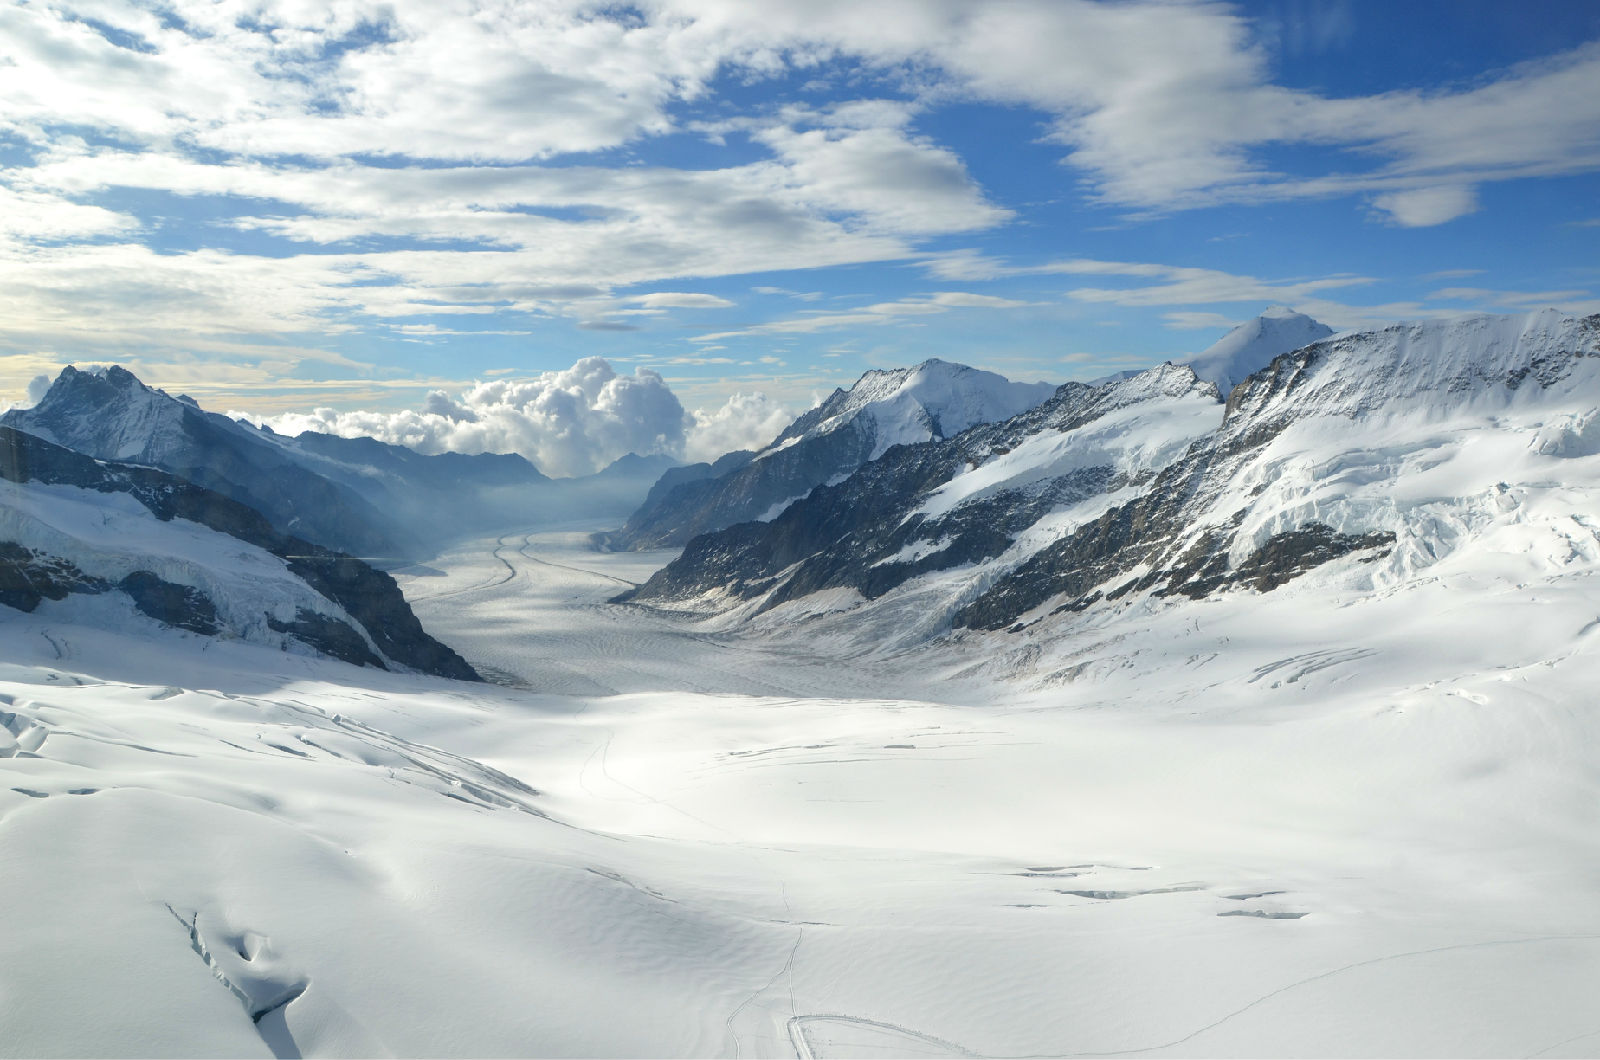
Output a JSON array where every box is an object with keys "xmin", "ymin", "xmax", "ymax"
[{"xmin": 1, "ymin": 519, "xmax": 1597, "ymax": 1056}]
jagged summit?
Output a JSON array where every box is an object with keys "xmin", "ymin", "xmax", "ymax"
[
  {"xmin": 1223, "ymin": 308, "xmax": 1596, "ymax": 424},
  {"xmin": 11, "ymin": 364, "xmax": 241, "ymax": 465},
  {"xmin": 1181, "ymin": 308, "xmax": 1335, "ymax": 397}
]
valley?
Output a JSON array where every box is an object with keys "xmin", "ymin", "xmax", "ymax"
[
  {"xmin": 3, "ymin": 311, "xmax": 1599, "ymax": 1057},
  {"xmin": 8, "ymin": 3, "xmax": 1599, "ymax": 1053}
]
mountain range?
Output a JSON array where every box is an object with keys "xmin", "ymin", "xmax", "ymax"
[
  {"xmin": 620, "ymin": 310, "xmax": 1600, "ymax": 658},
  {"xmin": 4, "ymin": 307, "xmax": 1598, "ymax": 1057},
  {"xmin": 2, "ymin": 366, "xmax": 678, "ymax": 562},
  {"xmin": 606, "ymin": 310, "xmax": 1334, "ymax": 556}
]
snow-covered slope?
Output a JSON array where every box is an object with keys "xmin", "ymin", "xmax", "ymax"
[
  {"xmin": 626, "ymin": 311, "xmax": 1600, "ymax": 651},
  {"xmin": 0, "ymin": 426, "xmax": 479, "ymax": 679},
  {"xmin": 603, "ymin": 359, "xmax": 1055, "ymax": 550},
  {"xmin": 1181, "ymin": 306, "xmax": 1334, "ymax": 396},
  {"xmin": 5, "ymin": 312, "xmax": 1600, "ymax": 1058},
  {"xmin": 3, "ymin": 514, "xmax": 1598, "ymax": 1057}
]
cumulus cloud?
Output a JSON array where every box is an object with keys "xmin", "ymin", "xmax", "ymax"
[
  {"xmin": 259, "ymin": 359, "xmax": 686, "ymax": 477},
  {"xmin": 685, "ymin": 391, "xmax": 795, "ymax": 462},
  {"xmin": 252, "ymin": 357, "xmax": 792, "ymax": 477}
]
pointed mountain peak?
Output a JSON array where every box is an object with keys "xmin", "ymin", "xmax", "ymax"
[
  {"xmin": 2, "ymin": 363, "xmax": 201, "ymax": 462},
  {"xmin": 1182, "ymin": 308, "xmax": 1335, "ymax": 397},
  {"xmin": 36, "ymin": 363, "xmax": 161, "ymax": 406}
]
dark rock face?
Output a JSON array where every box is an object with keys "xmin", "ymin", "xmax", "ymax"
[
  {"xmin": 1230, "ymin": 523, "xmax": 1397, "ymax": 593},
  {"xmin": 597, "ymin": 450, "xmax": 755, "ymax": 551},
  {"xmin": 591, "ymin": 452, "xmax": 684, "ymax": 482},
  {"xmin": 605, "ymin": 360, "xmax": 1054, "ymax": 551},
  {"xmin": 0, "ymin": 426, "xmax": 480, "ymax": 680},
  {"xmin": 279, "ymin": 552, "xmax": 476, "ymax": 680},
  {"xmin": 116, "ymin": 571, "xmax": 221, "ymax": 635},
  {"xmin": 267, "ymin": 608, "xmax": 385, "ymax": 669},
  {"xmin": 623, "ymin": 369, "xmax": 1208, "ymax": 612},
  {"xmin": 0, "ymin": 542, "xmax": 108, "ymax": 612},
  {"xmin": 291, "ymin": 431, "xmax": 548, "ymax": 491},
  {"xmin": 0, "ymin": 543, "xmax": 223, "ymax": 635},
  {"xmin": 606, "ymin": 422, "xmax": 876, "ymax": 550}
]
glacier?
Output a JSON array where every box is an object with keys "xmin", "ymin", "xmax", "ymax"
[{"xmin": 1, "ymin": 311, "xmax": 1598, "ymax": 1057}]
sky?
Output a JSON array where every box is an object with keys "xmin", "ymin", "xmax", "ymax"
[{"xmin": 2, "ymin": 0, "xmax": 1598, "ymax": 473}]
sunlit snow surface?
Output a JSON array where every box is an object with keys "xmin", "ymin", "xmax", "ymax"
[{"xmin": 1, "ymin": 504, "xmax": 1598, "ymax": 1058}]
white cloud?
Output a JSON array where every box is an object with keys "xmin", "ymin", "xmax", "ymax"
[
  {"xmin": 685, "ymin": 391, "xmax": 795, "ymax": 462},
  {"xmin": 260, "ymin": 358, "xmax": 691, "ymax": 477},
  {"xmin": 0, "ymin": 185, "xmax": 137, "ymax": 241},
  {"xmin": 6, "ymin": 1, "xmax": 1598, "ymax": 227},
  {"xmin": 0, "ymin": 0, "xmax": 1596, "ymax": 371},
  {"xmin": 1371, "ymin": 185, "xmax": 1479, "ymax": 227},
  {"xmin": 628, "ymin": 292, "xmax": 736, "ymax": 309},
  {"xmin": 250, "ymin": 356, "xmax": 798, "ymax": 475},
  {"xmin": 750, "ymin": 104, "xmax": 1010, "ymax": 234},
  {"xmin": 693, "ymin": 290, "xmax": 1031, "ymax": 341},
  {"xmin": 1427, "ymin": 286, "xmax": 1595, "ymax": 310},
  {"xmin": 1163, "ymin": 311, "xmax": 1237, "ymax": 330},
  {"xmin": 1053, "ymin": 258, "xmax": 1380, "ymax": 323}
]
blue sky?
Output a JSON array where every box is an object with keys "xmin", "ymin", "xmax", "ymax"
[{"xmin": 2, "ymin": 0, "xmax": 1598, "ymax": 472}]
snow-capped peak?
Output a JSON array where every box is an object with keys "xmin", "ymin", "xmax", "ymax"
[
  {"xmin": 770, "ymin": 358, "xmax": 1056, "ymax": 459},
  {"xmin": 1182, "ymin": 308, "xmax": 1335, "ymax": 397},
  {"xmin": 3, "ymin": 364, "xmax": 214, "ymax": 464}
]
